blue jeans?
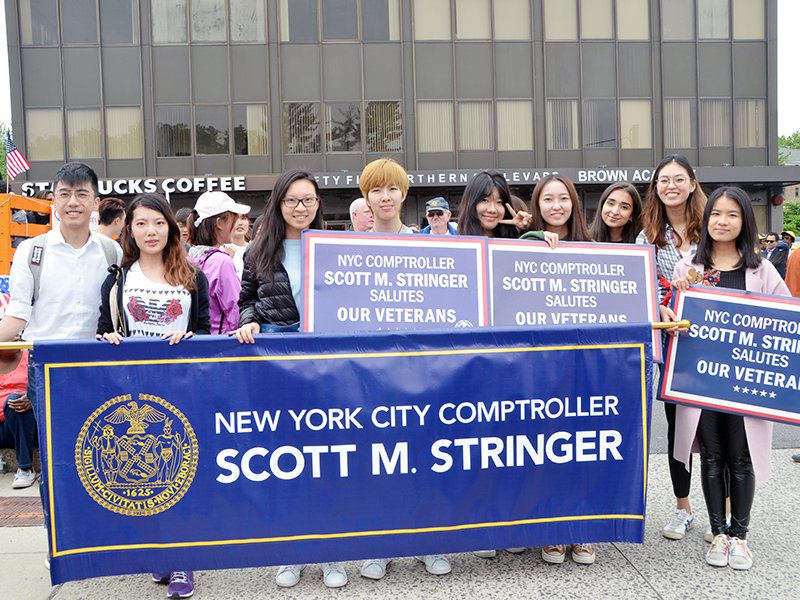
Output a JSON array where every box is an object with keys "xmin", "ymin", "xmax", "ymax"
[
  {"xmin": 0, "ymin": 393, "xmax": 37, "ymax": 470},
  {"xmin": 260, "ymin": 322, "xmax": 300, "ymax": 333}
]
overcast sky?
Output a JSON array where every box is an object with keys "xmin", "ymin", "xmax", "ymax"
[{"xmin": 1, "ymin": 1, "xmax": 799, "ymax": 137}]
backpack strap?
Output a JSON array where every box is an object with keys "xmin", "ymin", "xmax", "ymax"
[
  {"xmin": 27, "ymin": 234, "xmax": 49, "ymax": 304},
  {"xmin": 97, "ymin": 235, "xmax": 118, "ymax": 268}
]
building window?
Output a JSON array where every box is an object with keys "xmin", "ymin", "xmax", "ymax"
[
  {"xmin": 663, "ymin": 98, "xmax": 697, "ymax": 148},
  {"xmin": 100, "ymin": 0, "xmax": 138, "ymax": 45},
  {"xmin": 733, "ymin": 0, "xmax": 765, "ymax": 39},
  {"xmin": 325, "ymin": 103, "xmax": 362, "ymax": 152},
  {"xmin": 417, "ymin": 101, "xmax": 454, "ymax": 152},
  {"xmin": 581, "ymin": 0, "xmax": 613, "ymax": 39},
  {"xmin": 279, "ymin": 0, "xmax": 319, "ymax": 42},
  {"xmin": 735, "ymin": 99, "xmax": 765, "ymax": 147},
  {"xmin": 619, "ymin": 100, "xmax": 652, "ymax": 148},
  {"xmin": 284, "ymin": 102, "xmax": 321, "ymax": 154},
  {"xmin": 363, "ymin": 0, "xmax": 400, "ymax": 41},
  {"xmin": 547, "ymin": 99, "xmax": 579, "ymax": 150},
  {"xmin": 414, "ymin": 0, "xmax": 451, "ymax": 41},
  {"xmin": 458, "ymin": 102, "xmax": 493, "ymax": 150},
  {"xmin": 494, "ymin": 0, "xmax": 531, "ymax": 40},
  {"xmin": 700, "ymin": 99, "xmax": 732, "ymax": 147},
  {"xmin": 26, "ymin": 108, "xmax": 64, "ymax": 161},
  {"xmin": 152, "ymin": 0, "xmax": 188, "ymax": 43},
  {"xmin": 233, "ymin": 104, "xmax": 269, "ymax": 155},
  {"xmin": 617, "ymin": 0, "xmax": 649, "ymax": 40},
  {"xmin": 662, "ymin": 0, "xmax": 694, "ymax": 40},
  {"xmin": 192, "ymin": 0, "xmax": 227, "ymax": 42},
  {"xmin": 497, "ymin": 100, "xmax": 533, "ymax": 151},
  {"xmin": 156, "ymin": 105, "xmax": 192, "ymax": 156},
  {"xmin": 365, "ymin": 101, "xmax": 402, "ymax": 152},
  {"xmin": 544, "ymin": 0, "xmax": 577, "ymax": 41},
  {"xmin": 67, "ymin": 109, "xmax": 102, "ymax": 159},
  {"xmin": 106, "ymin": 107, "xmax": 143, "ymax": 159},
  {"xmin": 19, "ymin": 0, "xmax": 59, "ymax": 45},
  {"xmin": 321, "ymin": 0, "xmax": 358, "ymax": 40},
  {"xmin": 230, "ymin": 0, "xmax": 266, "ymax": 42},
  {"xmin": 455, "ymin": 0, "xmax": 491, "ymax": 40},
  {"xmin": 62, "ymin": 0, "xmax": 98, "ymax": 44},
  {"xmin": 195, "ymin": 106, "xmax": 229, "ymax": 154},
  {"xmin": 698, "ymin": 0, "xmax": 729, "ymax": 39},
  {"xmin": 584, "ymin": 100, "xmax": 616, "ymax": 148}
]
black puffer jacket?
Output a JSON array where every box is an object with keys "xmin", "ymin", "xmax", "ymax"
[{"xmin": 238, "ymin": 255, "xmax": 299, "ymax": 327}]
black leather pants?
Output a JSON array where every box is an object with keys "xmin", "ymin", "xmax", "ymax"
[{"xmin": 696, "ymin": 410, "xmax": 755, "ymax": 539}]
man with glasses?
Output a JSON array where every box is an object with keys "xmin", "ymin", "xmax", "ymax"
[
  {"xmin": 762, "ymin": 232, "xmax": 789, "ymax": 278},
  {"xmin": 420, "ymin": 197, "xmax": 456, "ymax": 235},
  {"xmin": 760, "ymin": 232, "xmax": 779, "ymax": 258},
  {"xmin": 781, "ymin": 230, "xmax": 798, "ymax": 254}
]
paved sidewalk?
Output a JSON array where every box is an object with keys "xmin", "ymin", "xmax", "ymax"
[{"xmin": 2, "ymin": 447, "xmax": 799, "ymax": 600}]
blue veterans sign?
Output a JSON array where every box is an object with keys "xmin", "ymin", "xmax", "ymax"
[
  {"xmin": 487, "ymin": 240, "xmax": 661, "ymax": 360},
  {"xmin": 661, "ymin": 286, "xmax": 800, "ymax": 424},
  {"xmin": 36, "ymin": 324, "xmax": 652, "ymax": 584},
  {"xmin": 302, "ymin": 231, "xmax": 487, "ymax": 332}
]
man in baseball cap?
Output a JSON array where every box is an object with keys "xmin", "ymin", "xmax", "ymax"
[{"xmin": 421, "ymin": 197, "xmax": 456, "ymax": 235}]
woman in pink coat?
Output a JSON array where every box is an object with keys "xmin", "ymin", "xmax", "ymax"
[{"xmin": 671, "ymin": 186, "xmax": 790, "ymax": 571}]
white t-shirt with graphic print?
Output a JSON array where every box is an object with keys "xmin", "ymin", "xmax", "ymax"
[{"xmin": 123, "ymin": 261, "xmax": 191, "ymax": 337}]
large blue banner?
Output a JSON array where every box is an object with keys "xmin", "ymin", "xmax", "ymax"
[
  {"xmin": 661, "ymin": 286, "xmax": 800, "ymax": 424},
  {"xmin": 36, "ymin": 324, "xmax": 652, "ymax": 584}
]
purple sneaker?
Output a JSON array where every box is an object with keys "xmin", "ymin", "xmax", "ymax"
[
  {"xmin": 152, "ymin": 573, "xmax": 171, "ymax": 584},
  {"xmin": 167, "ymin": 571, "xmax": 194, "ymax": 598}
]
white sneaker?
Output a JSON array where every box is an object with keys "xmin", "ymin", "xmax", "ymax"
[
  {"xmin": 728, "ymin": 537, "xmax": 753, "ymax": 570},
  {"xmin": 663, "ymin": 509, "xmax": 694, "ymax": 540},
  {"xmin": 361, "ymin": 558, "xmax": 390, "ymax": 579},
  {"xmin": 506, "ymin": 547, "xmax": 527, "ymax": 554},
  {"xmin": 416, "ymin": 555, "xmax": 451, "ymax": 575},
  {"xmin": 275, "ymin": 564, "xmax": 304, "ymax": 587},
  {"xmin": 571, "ymin": 543, "xmax": 595, "ymax": 564},
  {"xmin": 473, "ymin": 550, "xmax": 496, "ymax": 558},
  {"xmin": 322, "ymin": 562, "xmax": 347, "ymax": 588},
  {"xmin": 12, "ymin": 468, "xmax": 37, "ymax": 489},
  {"xmin": 706, "ymin": 534, "xmax": 729, "ymax": 567},
  {"xmin": 541, "ymin": 545, "xmax": 566, "ymax": 564}
]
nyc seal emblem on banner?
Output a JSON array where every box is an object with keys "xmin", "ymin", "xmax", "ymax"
[{"xmin": 75, "ymin": 393, "xmax": 198, "ymax": 516}]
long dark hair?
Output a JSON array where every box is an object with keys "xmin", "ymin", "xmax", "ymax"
[
  {"xmin": 529, "ymin": 174, "xmax": 592, "ymax": 241},
  {"xmin": 247, "ymin": 169, "xmax": 324, "ymax": 283},
  {"xmin": 456, "ymin": 170, "xmax": 517, "ymax": 238},
  {"xmin": 590, "ymin": 182, "xmax": 643, "ymax": 244},
  {"xmin": 643, "ymin": 154, "xmax": 707, "ymax": 248},
  {"xmin": 694, "ymin": 186, "xmax": 761, "ymax": 271},
  {"xmin": 121, "ymin": 193, "xmax": 196, "ymax": 292}
]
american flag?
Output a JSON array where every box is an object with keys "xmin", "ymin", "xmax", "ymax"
[{"xmin": 5, "ymin": 133, "xmax": 31, "ymax": 181}]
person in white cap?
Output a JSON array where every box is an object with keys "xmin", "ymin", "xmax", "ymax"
[{"xmin": 187, "ymin": 191, "xmax": 251, "ymax": 334}]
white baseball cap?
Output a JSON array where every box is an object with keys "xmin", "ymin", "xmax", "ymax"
[{"xmin": 193, "ymin": 191, "xmax": 251, "ymax": 226}]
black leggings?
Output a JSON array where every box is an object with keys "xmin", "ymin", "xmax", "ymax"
[
  {"xmin": 696, "ymin": 410, "xmax": 755, "ymax": 539},
  {"xmin": 665, "ymin": 401, "xmax": 692, "ymax": 498}
]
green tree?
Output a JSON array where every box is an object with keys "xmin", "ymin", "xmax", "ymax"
[
  {"xmin": 784, "ymin": 201, "xmax": 800, "ymax": 236},
  {"xmin": 0, "ymin": 122, "xmax": 8, "ymax": 181},
  {"xmin": 778, "ymin": 130, "xmax": 800, "ymax": 149}
]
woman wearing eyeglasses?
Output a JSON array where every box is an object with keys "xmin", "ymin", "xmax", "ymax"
[{"xmin": 636, "ymin": 154, "xmax": 708, "ymax": 542}]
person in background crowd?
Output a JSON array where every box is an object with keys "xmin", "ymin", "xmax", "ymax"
[
  {"xmin": 781, "ymin": 230, "xmax": 798, "ymax": 254},
  {"xmin": 671, "ymin": 186, "xmax": 789, "ymax": 571},
  {"xmin": 408, "ymin": 223, "xmax": 421, "ymax": 233},
  {"xmin": 357, "ymin": 157, "xmax": 453, "ymax": 579},
  {"xmin": 187, "ymin": 192, "xmax": 249, "ymax": 335},
  {"xmin": 175, "ymin": 207, "xmax": 192, "ymax": 247},
  {"xmin": 786, "ymin": 234, "xmax": 800, "ymax": 297},
  {"xmin": 349, "ymin": 197, "xmax": 374, "ymax": 232},
  {"xmin": 95, "ymin": 197, "xmax": 125, "ymax": 239},
  {"xmin": 456, "ymin": 171, "xmax": 530, "ymax": 239},
  {"xmin": 589, "ymin": 182, "xmax": 643, "ymax": 244},
  {"xmin": 97, "ymin": 193, "xmax": 209, "ymax": 598},
  {"xmin": 522, "ymin": 174, "xmax": 591, "ymax": 247},
  {"xmin": 758, "ymin": 233, "xmax": 767, "ymax": 254},
  {"xmin": 222, "ymin": 213, "xmax": 252, "ymax": 280},
  {"xmin": 421, "ymin": 197, "xmax": 456, "ymax": 235},
  {"xmin": 0, "ymin": 334, "xmax": 36, "ymax": 489},
  {"xmin": 636, "ymin": 154, "xmax": 707, "ymax": 542},
  {"xmin": 760, "ymin": 232, "xmax": 779, "ymax": 258},
  {"xmin": 231, "ymin": 170, "xmax": 349, "ymax": 589},
  {"xmin": 763, "ymin": 232, "xmax": 789, "ymax": 278}
]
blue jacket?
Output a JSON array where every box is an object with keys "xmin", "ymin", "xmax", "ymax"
[{"xmin": 421, "ymin": 223, "xmax": 457, "ymax": 235}]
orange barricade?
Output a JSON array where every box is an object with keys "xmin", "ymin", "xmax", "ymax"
[{"xmin": 0, "ymin": 193, "xmax": 53, "ymax": 275}]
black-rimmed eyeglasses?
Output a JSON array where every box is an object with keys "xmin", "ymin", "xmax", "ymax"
[{"xmin": 282, "ymin": 196, "xmax": 319, "ymax": 208}]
